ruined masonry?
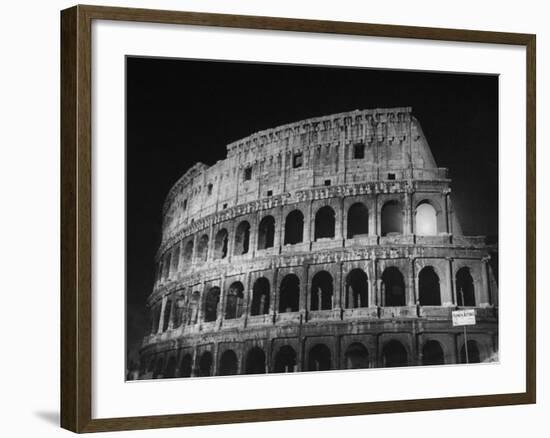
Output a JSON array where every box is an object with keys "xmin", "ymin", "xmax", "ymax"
[{"xmin": 139, "ymin": 107, "xmax": 498, "ymax": 379}]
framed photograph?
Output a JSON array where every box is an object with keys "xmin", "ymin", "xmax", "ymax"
[{"xmin": 60, "ymin": 4, "xmax": 536, "ymax": 433}]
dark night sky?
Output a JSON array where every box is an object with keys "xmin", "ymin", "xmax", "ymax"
[{"xmin": 126, "ymin": 57, "xmax": 498, "ymax": 361}]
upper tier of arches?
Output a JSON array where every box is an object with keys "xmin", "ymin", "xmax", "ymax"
[{"xmin": 160, "ymin": 108, "xmax": 448, "ymax": 239}]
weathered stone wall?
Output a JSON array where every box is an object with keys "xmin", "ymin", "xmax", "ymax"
[{"xmin": 139, "ymin": 108, "xmax": 498, "ymax": 379}]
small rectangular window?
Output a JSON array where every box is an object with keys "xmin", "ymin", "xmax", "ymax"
[
  {"xmin": 324, "ymin": 179, "xmax": 331, "ymax": 186},
  {"xmin": 223, "ymin": 203, "xmax": 228, "ymax": 209},
  {"xmin": 266, "ymin": 190, "xmax": 273, "ymax": 197},
  {"xmin": 293, "ymin": 152, "xmax": 303, "ymax": 168},
  {"xmin": 207, "ymin": 183, "xmax": 213, "ymax": 195},
  {"xmin": 183, "ymin": 199, "xmax": 187, "ymax": 210},
  {"xmin": 353, "ymin": 143, "xmax": 365, "ymax": 159},
  {"xmin": 244, "ymin": 167, "xmax": 252, "ymax": 181},
  {"xmin": 387, "ymin": 173, "xmax": 396, "ymax": 180}
]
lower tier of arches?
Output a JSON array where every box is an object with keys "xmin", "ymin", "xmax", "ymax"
[{"xmin": 137, "ymin": 320, "xmax": 498, "ymax": 380}]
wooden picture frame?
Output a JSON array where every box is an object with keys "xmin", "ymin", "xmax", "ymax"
[{"xmin": 60, "ymin": 4, "xmax": 536, "ymax": 433}]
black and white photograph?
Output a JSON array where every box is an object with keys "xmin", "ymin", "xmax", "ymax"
[{"xmin": 125, "ymin": 57, "xmax": 499, "ymax": 380}]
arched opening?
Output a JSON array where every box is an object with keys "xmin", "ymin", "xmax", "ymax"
[
  {"xmin": 422, "ymin": 340, "xmax": 445, "ymax": 365},
  {"xmin": 165, "ymin": 356, "xmax": 177, "ymax": 378},
  {"xmin": 347, "ymin": 203, "xmax": 369, "ymax": 238},
  {"xmin": 345, "ymin": 343, "xmax": 369, "ymax": 369},
  {"xmin": 204, "ymin": 286, "xmax": 220, "ymax": 322},
  {"xmin": 198, "ymin": 352, "xmax": 213, "ymax": 376},
  {"xmin": 307, "ymin": 344, "xmax": 331, "ymax": 371},
  {"xmin": 284, "ymin": 210, "xmax": 304, "ymax": 244},
  {"xmin": 382, "ymin": 267, "xmax": 406, "ymax": 306},
  {"xmin": 415, "ymin": 201, "xmax": 438, "ymax": 235},
  {"xmin": 179, "ymin": 354, "xmax": 192, "ymax": 377},
  {"xmin": 314, "ymin": 206, "xmax": 336, "ymax": 240},
  {"xmin": 456, "ymin": 267, "xmax": 476, "ymax": 306},
  {"xmin": 219, "ymin": 350, "xmax": 239, "ymax": 376},
  {"xmin": 153, "ymin": 357, "xmax": 164, "ymax": 379},
  {"xmin": 197, "ymin": 234, "xmax": 209, "ymax": 261},
  {"xmin": 382, "ymin": 340, "xmax": 408, "ymax": 367},
  {"xmin": 274, "ymin": 346, "xmax": 297, "ymax": 373},
  {"xmin": 279, "ymin": 274, "xmax": 299, "ymax": 313},
  {"xmin": 234, "ymin": 221, "xmax": 250, "ymax": 255},
  {"xmin": 251, "ymin": 277, "xmax": 270, "ymax": 316},
  {"xmin": 460, "ymin": 340, "xmax": 481, "ymax": 364},
  {"xmin": 258, "ymin": 216, "xmax": 275, "ymax": 250},
  {"xmin": 183, "ymin": 239, "xmax": 194, "ymax": 263},
  {"xmin": 310, "ymin": 271, "xmax": 333, "ymax": 311},
  {"xmin": 381, "ymin": 200, "xmax": 403, "ymax": 236},
  {"xmin": 345, "ymin": 269, "xmax": 368, "ymax": 308},
  {"xmin": 162, "ymin": 299, "xmax": 172, "ymax": 332},
  {"xmin": 171, "ymin": 246, "xmax": 180, "ymax": 275},
  {"xmin": 214, "ymin": 228, "xmax": 229, "ymax": 259},
  {"xmin": 419, "ymin": 266, "xmax": 441, "ymax": 305},
  {"xmin": 186, "ymin": 292, "xmax": 200, "ymax": 325},
  {"xmin": 245, "ymin": 347, "xmax": 266, "ymax": 374},
  {"xmin": 163, "ymin": 253, "xmax": 171, "ymax": 280},
  {"xmin": 225, "ymin": 281, "xmax": 244, "ymax": 319}
]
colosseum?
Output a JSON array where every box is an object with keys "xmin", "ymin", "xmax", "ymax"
[{"xmin": 138, "ymin": 107, "xmax": 498, "ymax": 379}]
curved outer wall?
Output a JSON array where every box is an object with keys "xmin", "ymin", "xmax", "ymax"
[{"xmin": 139, "ymin": 107, "xmax": 498, "ymax": 378}]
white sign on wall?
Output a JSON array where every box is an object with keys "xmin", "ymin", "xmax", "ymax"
[{"xmin": 452, "ymin": 309, "xmax": 476, "ymax": 326}]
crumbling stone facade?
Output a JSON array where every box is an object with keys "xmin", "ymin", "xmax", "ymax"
[{"xmin": 138, "ymin": 107, "xmax": 498, "ymax": 379}]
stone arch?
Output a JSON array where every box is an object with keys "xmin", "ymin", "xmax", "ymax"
[
  {"xmin": 456, "ymin": 267, "xmax": 476, "ymax": 306},
  {"xmin": 347, "ymin": 202, "xmax": 369, "ymax": 238},
  {"xmin": 234, "ymin": 221, "xmax": 251, "ymax": 255},
  {"xmin": 382, "ymin": 340, "xmax": 408, "ymax": 367},
  {"xmin": 161, "ymin": 299, "xmax": 172, "ymax": 332},
  {"xmin": 460, "ymin": 340, "xmax": 481, "ymax": 363},
  {"xmin": 204, "ymin": 286, "xmax": 220, "ymax": 322},
  {"xmin": 415, "ymin": 200, "xmax": 438, "ymax": 235},
  {"xmin": 186, "ymin": 291, "xmax": 200, "ymax": 325},
  {"xmin": 314, "ymin": 205, "xmax": 336, "ymax": 240},
  {"xmin": 170, "ymin": 245, "xmax": 180, "ymax": 275},
  {"xmin": 274, "ymin": 346, "xmax": 297, "ymax": 373},
  {"xmin": 310, "ymin": 270, "xmax": 333, "ymax": 311},
  {"xmin": 214, "ymin": 228, "xmax": 229, "ymax": 259},
  {"xmin": 422, "ymin": 340, "xmax": 445, "ymax": 365},
  {"xmin": 381, "ymin": 200, "xmax": 403, "ymax": 236},
  {"xmin": 183, "ymin": 239, "xmax": 194, "ymax": 263},
  {"xmin": 251, "ymin": 277, "xmax": 270, "ymax": 316},
  {"xmin": 382, "ymin": 267, "xmax": 406, "ymax": 306},
  {"xmin": 307, "ymin": 344, "xmax": 332, "ymax": 371},
  {"xmin": 344, "ymin": 342, "xmax": 369, "ymax": 369},
  {"xmin": 153, "ymin": 356, "xmax": 165, "ymax": 379},
  {"xmin": 225, "ymin": 281, "xmax": 244, "ymax": 319},
  {"xmin": 164, "ymin": 356, "xmax": 177, "ymax": 378},
  {"xmin": 179, "ymin": 353, "xmax": 192, "ymax": 377},
  {"xmin": 258, "ymin": 215, "xmax": 275, "ymax": 250},
  {"xmin": 219, "ymin": 350, "xmax": 239, "ymax": 376},
  {"xmin": 198, "ymin": 351, "xmax": 213, "ymax": 376},
  {"xmin": 345, "ymin": 268, "xmax": 368, "ymax": 308},
  {"xmin": 284, "ymin": 209, "xmax": 304, "ymax": 244},
  {"xmin": 419, "ymin": 266, "xmax": 441, "ymax": 305},
  {"xmin": 245, "ymin": 347, "xmax": 266, "ymax": 374},
  {"xmin": 197, "ymin": 234, "xmax": 209, "ymax": 261},
  {"xmin": 279, "ymin": 274, "xmax": 300, "ymax": 313}
]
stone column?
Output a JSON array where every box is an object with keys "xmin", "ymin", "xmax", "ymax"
[
  {"xmin": 197, "ymin": 280, "xmax": 207, "ymax": 323},
  {"xmin": 333, "ymin": 262, "xmax": 343, "ymax": 310},
  {"xmin": 276, "ymin": 205, "xmax": 284, "ymax": 251},
  {"xmin": 270, "ymin": 268, "xmax": 278, "ymax": 318},
  {"xmin": 243, "ymin": 271, "xmax": 251, "ymax": 324},
  {"xmin": 372, "ymin": 195, "xmax": 379, "ymax": 237},
  {"xmin": 444, "ymin": 257, "xmax": 454, "ymax": 306},
  {"xmin": 216, "ymin": 275, "xmax": 226, "ymax": 328},
  {"xmin": 444, "ymin": 189, "xmax": 452, "ymax": 234},
  {"xmin": 250, "ymin": 212, "xmax": 259, "ymax": 257},
  {"xmin": 369, "ymin": 258, "xmax": 377, "ymax": 307},
  {"xmin": 157, "ymin": 295, "xmax": 167, "ymax": 334},
  {"xmin": 337, "ymin": 197, "xmax": 345, "ymax": 241},
  {"xmin": 407, "ymin": 257, "xmax": 416, "ymax": 306},
  {"xmin": 300, "ymin": 265, "xmax": 308, "ymax": 314},
  {"xmin": 406, "ymin": 191, "xmax": 414, "ymax": 235},
  {"xmin": 480, "ymin": 256, "xmax": 491, "ymax": 307}
]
